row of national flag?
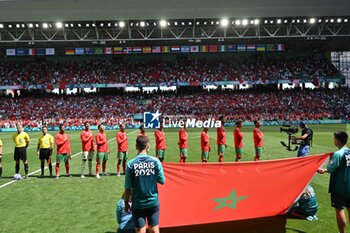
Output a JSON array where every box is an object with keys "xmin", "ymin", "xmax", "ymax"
[
  {"xmin": 64, "ymin": 44, "xmax": 285, "ymax": 55},
  {"xmin": 6, "ymin": 44, "xmax": 285, "ymax": 57},
  {"xmin": 6, "ymin": 48, "xmax": 55, "ymax": 56}
]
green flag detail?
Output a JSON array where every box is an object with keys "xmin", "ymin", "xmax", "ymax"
[{"xmin": 213, "ymin": 189, "xmax": 249, "ymax": 210}]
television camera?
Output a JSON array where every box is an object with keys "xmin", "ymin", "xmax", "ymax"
[{"xmin": 280, "ymin": 125, "xmax": 299, "ymax": 151}]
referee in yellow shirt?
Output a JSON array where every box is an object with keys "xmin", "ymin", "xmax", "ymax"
[
  {"xmin": 0, "ymin": 138, "xmax": 3, "ymax": 178},
  {"xmin": 37, "ymin": 126, "xmax": 54, "ymax": 177},
  {"xmin": 13, "ymin": 123, "xmax": 30, "ymax": 179}
]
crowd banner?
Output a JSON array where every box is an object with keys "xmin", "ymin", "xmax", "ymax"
[
  {"xmin": 159, "ymin": 154, "xmax": 330, "ymax": 228},
  {"xmin": 0, "ymin": 78, "xmax": 343, "ymax": 91}
]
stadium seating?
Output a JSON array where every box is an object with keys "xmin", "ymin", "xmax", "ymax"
[
  {"xmin": 0, "ymin": 55, "xmax": 338, "ymax": 85},
  {"xmin": 0, "ymin": 88, "xmax": 348, "ymax": 127}
]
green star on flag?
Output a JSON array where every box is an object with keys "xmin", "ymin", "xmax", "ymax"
[{"xmin": 213, "ymin": 189, "xmax": 249, "ymax": 210}]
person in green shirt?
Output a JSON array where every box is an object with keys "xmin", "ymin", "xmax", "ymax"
[
  {"xmin": 290, "ymin": 185, "xmax": 318, "ymax": 221},
  {"xmin": 318, "ymin": 131, "xmax": 350, "ymax": 233},
  {"xmin": 124, "ymin": 136, "xmax": 165, "ymax": 233}
]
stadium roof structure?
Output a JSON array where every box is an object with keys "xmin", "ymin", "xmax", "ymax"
[
  {"xmin": 0, "ymin": 0, "xmax": 349, "ymax": 21},
  {"xmin": 0, "ymin": 0, "xmax": 349, "ymax": 50}
]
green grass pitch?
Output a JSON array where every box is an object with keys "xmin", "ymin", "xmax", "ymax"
[{"xmin": 0, "ymin": 124, "xmax": 348, "ymax": 233}]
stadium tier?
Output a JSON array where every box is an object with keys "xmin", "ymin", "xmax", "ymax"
[
  {"xmin": 0, "ymin": 54, "xmax": 340, "ymax": 86},
  {"xmin": 0, "ymin": 88, "xmax": 349, "ymax": 128}
]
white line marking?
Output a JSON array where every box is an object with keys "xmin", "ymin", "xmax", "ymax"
[{"xmin": 0, "ymin": 130, "xmax": 138, "ymax": 190}]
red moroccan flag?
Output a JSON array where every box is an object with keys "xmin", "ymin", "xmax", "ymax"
[{"xmin": 159, "ymin": 154, "xmax": 330, "ymax": 228}]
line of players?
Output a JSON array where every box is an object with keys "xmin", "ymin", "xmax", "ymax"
[{"xmin": 1, "ymin": 118, "xmax": 263, "ymax": 179}]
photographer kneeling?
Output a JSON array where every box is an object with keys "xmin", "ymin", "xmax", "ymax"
[{"xmin": 294, "ymin": 122, "xmax": 313, "ymax": 157}]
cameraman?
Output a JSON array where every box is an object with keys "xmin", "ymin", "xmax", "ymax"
[{"xmin": 294, "ymin": 122, "xmax": 313, "ymax": 157}]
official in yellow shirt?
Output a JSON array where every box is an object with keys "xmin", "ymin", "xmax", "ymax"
[
  {"xmin": 13, "ymin": 123, "xmax": 30, "ymax": 179},
  {"xmin": 37, "ymin": 126, "xmax": 54, "ymax": 177}
]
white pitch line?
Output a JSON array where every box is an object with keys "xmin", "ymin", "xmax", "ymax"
[{"xmin": 0, "ymin": 130, "xmax": 138, "ymax": 190}]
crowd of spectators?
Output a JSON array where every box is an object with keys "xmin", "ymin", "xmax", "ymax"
[
  {"xmin": 0, "ymin": 55, "xmax": 338, "ymax": 86},
  {"xmin": 0, "ymin": 88, "xmax": 348, "ymax": 128}
]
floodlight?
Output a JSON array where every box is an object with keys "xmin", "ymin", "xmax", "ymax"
[
  {"xmin": 140, "ymin": 21, "xmax": 145, "ymax": 27},
  {"xmin": 235, "ymin": 20, "xmax": 241, "ymax": 25},
  {"xmin": 277, "ymin": 19, "xmax": 282, "ymax": 24},
  {"xmin": 309, "ymin": 18, "xmax": 316, "ymax": 24},
  {"xmin": 56, "ymin": 22, "xmax": 63, "ymax": 28},
  {"xmin": 242, "ymin": 19, "xmax": 248, "ymax": 26},
  {"xmin": 254, "ymin": 19, "xmax": 259, "ymax": 25},
  {"xmin": 220, "ymin": 18, "xmax": 229, "ymax": 27},
  {"xmin": 43, "ymin": 23, "xmax": 48, "ymax": 28},
  {"xmin": 119, "ymin": 21, "xmax": 125, "ymax": 27},
  {"xmin": 160, "ymin": 20, "xmax": 167, "ymax": 27},
  {"xmin": 0, "ymin": 24, "xmax": 4, "ymax": 28}
]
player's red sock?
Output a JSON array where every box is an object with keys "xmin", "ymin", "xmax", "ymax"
[
  {"xmin": 102, "ymin": 161, "xmax": 106, "ymax": 173},
  {"xmin": 55, "ymin": 163, "xmax": 59, "ymax": 176},
  {"xmin": 65, "ymin": 163, "xmax": 70, "ymax": 174},
  {"xmin": 96, "ymin": 163, "xmax": 100, "ymax": 174},
  {"xmin": 179, "ymin": 157, "xmax": 182, "ymax": 163},
  {"xmin": 183, "ymin": 157, "xmax": 186, "ymax": 163},
  {"xmin": 219, "ymin": 156, "xmax": 223, "ymax": 162},
  {"xmin": 122, "ymin": 161, "xmax": 126, "ymax": 173}
]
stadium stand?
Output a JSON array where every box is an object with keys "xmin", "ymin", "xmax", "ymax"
[
  {"xmin": 0, "ymin": 88, "xmax": 348, "ymax": 128},
  {"xmin": 0, "ymin": 55, "xmax": 339, "ymax": 85}
]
